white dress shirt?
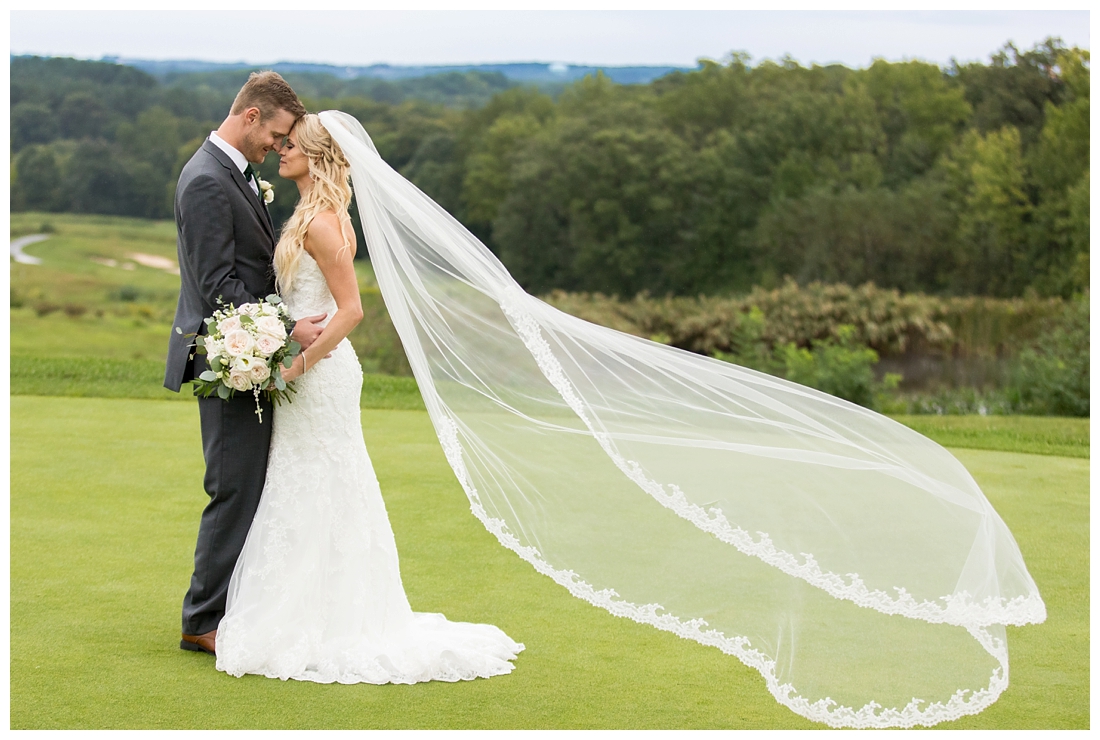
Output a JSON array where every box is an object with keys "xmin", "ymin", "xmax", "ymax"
[{"xmin": 210, "ymin": 131, "xmax": 259, "ymax": 195}]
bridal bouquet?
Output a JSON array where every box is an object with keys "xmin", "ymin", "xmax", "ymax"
[{"xmin": 179, "ymin": 295, "xmax": 301, "ymax": 423}]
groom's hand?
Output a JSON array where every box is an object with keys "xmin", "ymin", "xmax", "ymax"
[{"xmin": 291, "ymin": 313, "xmax": 327, "ymax": 351}]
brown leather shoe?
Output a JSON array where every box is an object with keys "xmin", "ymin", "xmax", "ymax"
[{"xmin": 180, "ymin": 629, "xmax": 217, "ymax": 656}]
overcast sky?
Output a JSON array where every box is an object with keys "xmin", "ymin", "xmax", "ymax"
[{"xmin": 9, "ymin": 10, "xmax": 1090, "ymax": 69}]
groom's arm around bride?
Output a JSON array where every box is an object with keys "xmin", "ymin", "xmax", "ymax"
[{"xmin": 166, "ymin": 79, "xmax": 321, "ymax": 392}]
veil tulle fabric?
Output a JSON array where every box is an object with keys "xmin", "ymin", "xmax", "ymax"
[{"xmin": 317, "ymin": 110, "xmax": 1045, "ymax": 728}]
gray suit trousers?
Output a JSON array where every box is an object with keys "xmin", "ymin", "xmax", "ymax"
[{"xmin": 181, "ymin": 354, "xmax": 274, "ymax": 635}]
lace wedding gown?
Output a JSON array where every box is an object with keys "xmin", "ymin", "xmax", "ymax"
[{"xmin": 214, "ymin": 252, "xmax": 524, "ymax": 684}]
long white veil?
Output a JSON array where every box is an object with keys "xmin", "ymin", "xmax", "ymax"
[{"xmin": 318, "ymin": 110, "xmax": 1045, "ymax": 728}]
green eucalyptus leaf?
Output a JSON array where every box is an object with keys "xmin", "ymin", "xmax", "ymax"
[
  {"xmin": 217, "ymin": 383, "xmax": 231, "ymax": 400},
  {"xmin": 199, "ymin": 370, "xmax": 218, "ymax": 382}
]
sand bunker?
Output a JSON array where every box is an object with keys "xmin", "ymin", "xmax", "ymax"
[
  {"xmin": 128, "ymin": 253, "xmax": 180, "ymax": 274},
  {"xmin": 90, "ymin": 252, "xmax": 179, "ymax": 274}
]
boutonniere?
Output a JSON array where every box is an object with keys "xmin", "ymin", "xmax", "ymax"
[{"xmin": 257, "ymin": 178, "xmax": 274, "ymax": 205}]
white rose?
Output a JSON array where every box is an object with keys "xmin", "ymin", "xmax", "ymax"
[
  {"xmin": 258, "ymin": 303, "xmax": 276, "ymax": 317},
  {"xmin": 223, "ymin": 329, "xmax": 255, "ymax": 358},
  {"xmin": 249, "ymin": 362, "xmax": 271, "ymax": 384},
  {"xmin": 255, "ymin": 333, "xmax": 283, "ymax": 357},
  {"xmin": 239, "ymin": 303, "xmax": 259, "ymax": 316},
  {"xmin": 217, "ymin": 315, "xmax": 242, "ymax": 334},
  {"xmin": 228, "ymin": 368, "xmax": 252, "ymax": 391},
  {"xmin": 255, "ymin": 315, "xmax": 287, "ymax": 339},
  {"xmin": 258, "ymin": 178, "xmax": 275, "ymax": 204}
]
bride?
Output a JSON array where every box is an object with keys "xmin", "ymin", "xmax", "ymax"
[
  {"xmin": 213, "ymin": 114, "xmax": 524, "ymax": 684},
  {"xmin": 218, "ymin": 110, "xmax": 1045, "ymax": 728}
]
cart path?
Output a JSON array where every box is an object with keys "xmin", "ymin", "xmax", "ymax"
[{"xmin": 11, "ymin": 234, "xmax": 48, "ymax": 265}]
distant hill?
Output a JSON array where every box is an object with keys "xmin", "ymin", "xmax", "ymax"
[{"xmin": 101, "ymin": 57, "xmax": 695, "ymax": 86}]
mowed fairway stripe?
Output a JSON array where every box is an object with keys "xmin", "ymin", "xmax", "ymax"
[{"xmin": 10, "ymin": 397, "xmax": 1088, "ymax": 729}]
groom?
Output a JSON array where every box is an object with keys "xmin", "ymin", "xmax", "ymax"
[{"xmin": 164, "ymin": 71, "xmax": 323, "ymax": 656}]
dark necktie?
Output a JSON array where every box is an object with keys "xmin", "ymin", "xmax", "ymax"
[{"xmin": 243, "ymin": 164, "xmax": 264, "ymax": 209}]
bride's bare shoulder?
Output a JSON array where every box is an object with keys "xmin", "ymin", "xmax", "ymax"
[{"xmin": 305, "ymin": 210, "xmax": 357, "ymax": 259}]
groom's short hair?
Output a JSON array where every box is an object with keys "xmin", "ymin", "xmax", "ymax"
[{"xmin": 231, "ymin": 71, "xmax": 307, "ymax": 121}]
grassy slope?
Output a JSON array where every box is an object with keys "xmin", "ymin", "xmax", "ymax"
[
  {"xmin": 10, "ymin": 213, "xmax": 406, "ymax": 374},
  {"xmin": 11, "ymin": 355, "xmax": 1088, "ymax": 455},
  {"xmin": 10, "ymin": 356, "xmax": 426, "ymax": 410},
  {"xmin": 10, "ymin": 397, "xmax": 1088, "ymax": 729}
]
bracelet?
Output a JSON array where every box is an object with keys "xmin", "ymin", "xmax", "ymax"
[{"xmin": 301, "ymin": 352, "xmax": 309, "ymax": 373}]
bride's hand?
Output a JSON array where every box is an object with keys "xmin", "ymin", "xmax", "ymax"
[{"xmin": 281, "ymin": 354, "xmax": 306, "ymax": 383}]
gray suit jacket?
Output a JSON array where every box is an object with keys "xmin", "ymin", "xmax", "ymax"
[{"xmin": 165, "ymin": 139, "xmax": 277, "ymax": 391}]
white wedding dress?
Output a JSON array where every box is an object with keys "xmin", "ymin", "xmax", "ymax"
[{"xmin": 214, "ymin": 252, "xmax": 524, "ymax": 684}]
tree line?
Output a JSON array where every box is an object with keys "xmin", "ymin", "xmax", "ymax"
[{"xmin": 10, "ymin": 40, "xmax": 1089, "ymax": 299}]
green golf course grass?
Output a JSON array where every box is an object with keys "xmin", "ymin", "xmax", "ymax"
[{"xmin": 9, "ymin": 396, "xmax": 1088, "ymax": 729}]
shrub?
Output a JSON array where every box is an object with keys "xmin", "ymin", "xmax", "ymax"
[
  {"xmin": 33, "ymin": 302, "xmax": 60, "ymax": 317},
  {"xmin": 778, "ymin": 325, "xmax": 899, "ymax": 409},
  {"xmin": 1009, "ymin": 295, "xmax": 1089, "ymax": 416},
  {"xmin": 62, "ymin": 303, "xmax": 87, "ymax": 318},
  {"xmin": 710, "ymin": 307, "xmax": 782, "ymax": 375},
  {"xmin": 716, "ymin": 324, "xmax": 901, "ymax": 410},
  {"xmin": 543, "ymin": 280, "xmax": 1064, "ymax": 360},
  {"xmin": 113, "ymin": 285, "xmax": 141, "ymax": 302}
]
